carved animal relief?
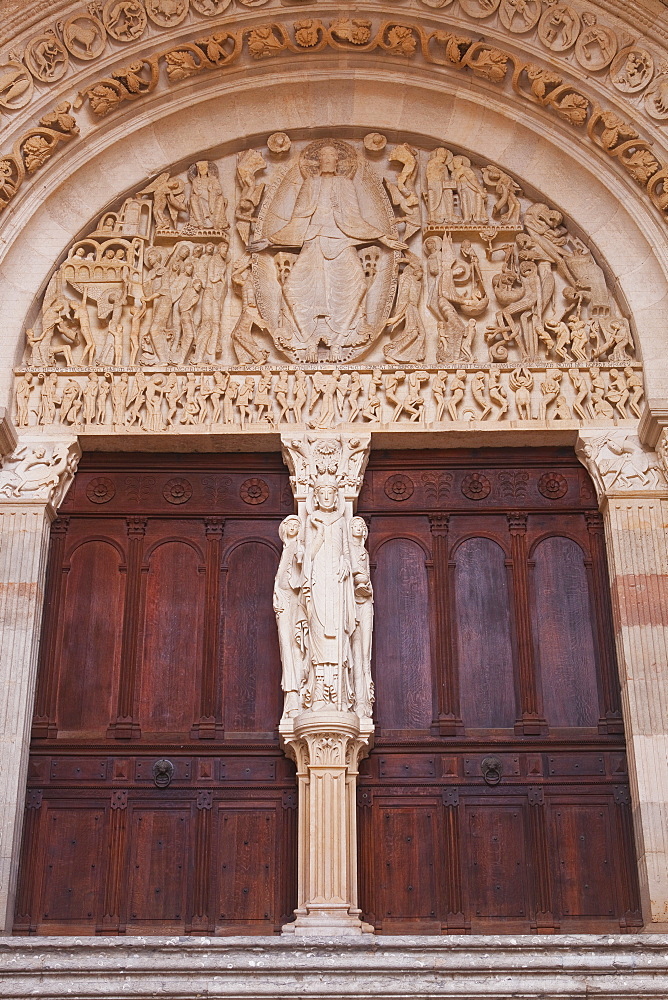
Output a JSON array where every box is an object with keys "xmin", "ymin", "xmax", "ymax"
[{"xmin": 15, "ymin": 134, "xmax": 643, "ymax": 431}]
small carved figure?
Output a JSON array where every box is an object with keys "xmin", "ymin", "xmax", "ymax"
[
  {"xmin": 139, "ymin": 172, "xmax": 188, "ymax": 229},
  {"xmin": 350, "ymin": 516, "xmax": 374, "ymax": 720},
  {"xmin": 488, "ymin": 369, "xmax": 509, "ymax": 417},
  {"xmin": 15, "ymin": 373, "xmax": 33, "ymax": 427},
  {"xmin": 275, "ymin": 514, "xmax": 307, "ymax": 718},
  {"xmin": 230, "ymin": 255, "xmax": 271, "ymax": 365},
  {"xmin": 447, "ymin": 370, "xmax": 467, "ymax": 421},
  {"xmin": 509, "ymin": 366, "xmax": 533, "ymax": 419},
  {"xmin": 433, "ymin": 370, "xmax": 448, "ymax": 423},
  {"xmin": 481, "ymin": 165, "xmax": 522, "ymax": 224},
  {"xmin": 424, "ymin": 147, "xmax": 456, "ymax": 225},
  {"xmin": 471, "ymin": 371, "xmax": 492, "ymax": 420},
  {"xmin": 625, "ymin": 368, "xmax": 644, "ymax": 419},
  {"xmin": 111, "ymin": 372, "xmax": 129, "ymax": 425},
  {"xmin": 187, "ymin": 160, "xmax": 228, "ymax": 230},
  {"xmin": 384, "ymin": 253, "xmax": 426, "ymax": 364},
  {"xmin": 568, "ymin": 368, "xmax": 588, "ymax": 421}
]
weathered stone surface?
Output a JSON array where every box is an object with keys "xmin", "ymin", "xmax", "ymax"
[{"xmin": 1, "ymin": 934, "xmax": 668, "ymax": 998}]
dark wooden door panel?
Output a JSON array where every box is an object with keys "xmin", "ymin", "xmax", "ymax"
[
  {"xmin": 221, "ymin": 538, "xmax": 282, "ymax": 735},
  {"xmin": 371, "ymin": 535, "xmax": 433, "ymax": 733},
  {"xmin": 371, "ymin": 797, "xmax": 444, "ymax": 932},
  {"xmin": 531, "ymin": 537, "xmax": 600, "ymax": 729},
  {"xmin": 139, "ymin": 535, "xmax": 205, "ymax": 734},
  {"xmin": 358, "ymin": 448, "xmax": 639, "ymax": 934},
  {"xmin": 29, "ymin": 801, "xmax": 107, "ymax": 934},
  {"xmin": 463, "ymin": 800, "xmax": 531, "ymax": 924},
  {"xmin": 548, "ymin": 797, "xmax": 618, "ymax": 923},
  {"xmin": 57, "ymin": 538, "xmax": 125, "ymax": 736},
  {"xmin": 19, "ymin": 454, "xmax": 297, "ymax": 936},
  {"xmin": 214, "ymin": 804, "xmax": 280, "ymax": 932},
  {"xmin": 125, "ymin": 804, "xmax": 192, "ymax": 931},
  {"xmin": 453, "ymin": 537, "xmax": 516, "ymax": 731}
]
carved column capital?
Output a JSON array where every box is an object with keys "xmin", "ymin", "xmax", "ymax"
[
  {"xmin": 576, "ymin": 429, "xmax": 668, "ymax": 503},
  {"xmin": 0, "ymin": 435, "xmax": 80, "ymax": 514}
]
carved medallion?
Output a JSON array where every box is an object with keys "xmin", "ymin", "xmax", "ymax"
[
  {"xmin": 61, "ymin": 15, "xmax": 107, "ymax": 61},
  {"xmin": 610, "ymin": 47, "xmax": 654, "ymax": 93},
  {"xmin": 461, "ymin": 472, "xmax": 491, "ymax": 500},
  {"xmin": 498, "ymin": 0, "xmax": 541, "ymax": 32},
  {"xmin": 191, "ymin": 0, "xmax": 231, "ymax": 11},
  {"xmin": 162, "ymin": 477, "xmax": 193, "ymax": 504},
  {"xmin": 0, "ymin": 62, "xmax": 34, "ymax": 110},
  {"xmin": 145, "ymin": 0, "xmax": 190, "ymax": 27},
  {"xmin": 645, "ymin": 76, "xmax": 668, "ymax": 121},
  {"xmin": 575, "ymin": 25, "xmax": 617, "ymax": 72},
  {"xmin": 86, "ymin": 477, "xmax": 116, "ymax": 504},
  {"xmin": 537, "ymin": 5, "xmax": 581, "ymax": 52},
  {"xmin": 103, "ymin": 0, "xmax": 148, "ymax": 41},
  {"xmin": 538, "ymin": 472, "xmax": 568, "ymax": 499},
  {"xmin": 459, "ymin": 0, "xmax": 500, "ymax": 17},
  {"xmin": 384, "ymin": 474, "xmax": 415, "ymax": 501},
  {"xmin": 24, "ymin": 33, "xmax": 69, "ymax": 83},
  {"xmin": 240, "ymin": 477, "xmax": 269, "ymax": 504}
]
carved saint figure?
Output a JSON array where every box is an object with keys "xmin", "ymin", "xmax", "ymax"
[
  {"xmin": 349, "ymin": 517, "xmax": 374, "ymax": 720},
  {"xmin": 187, "ymin": 161, "xmax": 228, "ymax": 230},
  {"xmin": 274, "ymin": 515, "xmax": 307, "ymax": 718}
]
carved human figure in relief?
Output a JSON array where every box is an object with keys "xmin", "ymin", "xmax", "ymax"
[
  {"xmin": 274, "ymin": 514, "xmax": 308, "ymax": 718},
  {"xmin": 350, "ymin": 516, "xmax": 374, "ymax": 721},
  {"xmin": 256, "ymin": 140, "xmax": 404, "ymax": 360},
  {"xmin": 187, "ymin": 161, "xmax": 228, "ymax": 230},
  {"xmin": 301, "ymin": 479, "xmax": 355, "ymax": 712}
]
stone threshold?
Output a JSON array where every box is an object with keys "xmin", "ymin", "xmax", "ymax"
[{"xmin": 0, "ymin": 934, "xmax": 667, "ymax": 999}]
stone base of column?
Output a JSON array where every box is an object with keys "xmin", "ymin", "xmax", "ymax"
[
  {"xmin": 280, "ymin": 710, "xmax": 374, "ymax": 938},
  {"xmin": 282, "ymin": 908, "xmax": 375, "ymax": 937}
]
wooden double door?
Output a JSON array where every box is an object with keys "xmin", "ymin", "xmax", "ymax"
[{"xmin": 15, "ymin": 448, "xmax": 640, "ymax": 935}]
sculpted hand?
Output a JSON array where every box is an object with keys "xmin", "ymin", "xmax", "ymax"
[
  {"xmin": 247, "ymin": 238, "xmax": 269, "ymax": 253},
  {"xmin": 380, "ymin": 235, "xmax": 409, "ymax": 252}
]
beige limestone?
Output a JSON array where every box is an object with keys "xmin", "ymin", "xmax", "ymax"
[{"xmin": 0, "ymin": 934, "xmax": 667, "ymax": 998}]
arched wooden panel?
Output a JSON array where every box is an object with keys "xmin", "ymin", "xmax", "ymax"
[
  {"xmin": 454, "ymin": 537, "xmax": 516, "ymax": 730},
  {"xmin": 373, "ymin": 538, "xmax": 432, "ymax": 731},
  {"xmin": 139, "ymin": 541, "xmax": 204, "ymax": 732},
  {"xmin": 57, "ymin": 540, "xmax": 124, "ymax": 734},
  {"xmin": 221, "ymin": 541, "xmax": 282, "ymax": 734},
  {"xmin": 531, "ymin": 537, "xmax": 599, "ymax": 728}
]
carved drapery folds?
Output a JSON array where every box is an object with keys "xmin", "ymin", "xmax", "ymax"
[
  {"xmin": 278, "ymin": 431, "xmax": 373, "ymax": 935},
  {"xmin": 15, "ymin": 134, "xmax": 643, "ymax": 435}
]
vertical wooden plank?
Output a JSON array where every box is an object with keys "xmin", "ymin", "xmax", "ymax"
[
  {"xmin": 221, "ymin": 540, "xmax": 281, "ymax": 735},
  {"xmin": 32, "ymin": 518, "xmax": 70, "ymax": 739},
  {"xmin": 453, "ymin": 536, "xmax": 516, "ymax": 730},
  {"xmin": 139, "ymin": 540, "xmax": 204, "ymax": 734},
  {"xmin": 373, "ymin": 538, "xmax": 432, "ymax": 732},
  {"xmin": 192, "ymin": 519, "xmax": 225, "ymax": 740},
  {"xmin": 531, "ymin": 537, "xmax": 600, "ymax": 729},
  {"xmin": 508, "ymin": 514, "xmax": 547, "ymax": 736}
]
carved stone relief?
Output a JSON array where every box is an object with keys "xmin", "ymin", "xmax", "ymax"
[{"xmin": 15, "ymin": 134, "xmax": 643, "ymax": 433}]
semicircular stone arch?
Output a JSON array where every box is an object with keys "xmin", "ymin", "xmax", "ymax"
[{"xmin": 5, "ymin": 64, "xmax": 667, "ymax": 441}]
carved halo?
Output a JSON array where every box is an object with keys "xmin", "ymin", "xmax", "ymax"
[{"xmin": 298, "ymin": 138, "xmax": 358, "ymax": 179}]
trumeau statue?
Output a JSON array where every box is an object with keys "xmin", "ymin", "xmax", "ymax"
[
  {"xmin": 15, "ymin": 132, "xmax": 645, "ymax": 432},
  {"xmin": 277, "ymin": 433, "xmax": 373, "ymax": 724}
]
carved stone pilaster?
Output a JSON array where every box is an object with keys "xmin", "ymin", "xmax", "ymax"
[
  {"xmin": 575, "ymin": 428, "xmax": 668, "ymax": 928},
  {"xmin": 0, "ymin": 434, "xmax": 80, "ymax": 931},
  {"xmin": 278, "ymin": 432, "xmax": 374, "ymax": 936}
]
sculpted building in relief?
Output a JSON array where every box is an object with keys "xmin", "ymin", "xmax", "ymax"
[{"xmin": 15, "ymin": 132, "xmax": 643, "ymax": 434}]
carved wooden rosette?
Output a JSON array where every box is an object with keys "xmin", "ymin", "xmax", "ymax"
[{"xmin": 278, "ymin": 431, "xmax": 374, "ymax": 935}]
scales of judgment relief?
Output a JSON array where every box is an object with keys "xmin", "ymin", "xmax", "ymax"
[{"xmin": 15, "ymin": 132, "xmax": 645, "ymax": 434}]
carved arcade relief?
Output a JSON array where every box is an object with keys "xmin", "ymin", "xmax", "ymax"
[{"xmin": 15, "ymin": 133, "xmax": 643, "ymax": 433}]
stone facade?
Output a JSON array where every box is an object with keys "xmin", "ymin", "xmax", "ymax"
[{"xmin": 0, "ymin": 0, "xmax": 668, "ymax": 994}]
